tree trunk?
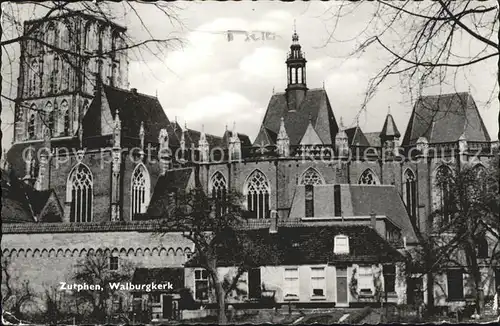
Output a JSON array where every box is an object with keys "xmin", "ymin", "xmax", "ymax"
[
  {"xmin": 426, "ymin": 271, "xmax": 435, "ymax": 316},
  {"xmin": 465, "ymin": 241, "xmax": 483, "ymax": 316},
  {"xmin": 215, "ymin": 280, "xmax": 227, "ymax": 325}
]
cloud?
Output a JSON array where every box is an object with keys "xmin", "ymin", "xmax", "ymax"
[{"xmin": 239, "ymin": 47, "xmax": 283, "ymax": 80}]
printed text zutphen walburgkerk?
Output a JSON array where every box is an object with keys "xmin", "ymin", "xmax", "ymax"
[{"xmin": 59, "ymin": 282, "xmax": 174, "ymax": 292}]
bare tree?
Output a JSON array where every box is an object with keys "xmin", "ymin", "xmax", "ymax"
[
  {"xmin": 1, "ymin": 256, "xmax": 35, "ymax": 319},
  {"xmin": 1, "ymin": 1, "xmax": 184, "ymax": 138},
  {"xmin": 405, "ymin": 158, "xmax": 499, "ymax": 316},
  {"xmin": 71, "ymin": 253, "xmax": 134, "ymax": 323},
  {"xmin": 158, "ymin": 188, "xmax": 276, "ymax": 324},
  {"xmin": 322, "ymin": 1, "xmax": 499, "ymax": 139}
]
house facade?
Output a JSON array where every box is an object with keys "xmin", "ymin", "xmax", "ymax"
[{"xmin": 1, "ymin": 11, "xmax": 499, "ymax": 319}]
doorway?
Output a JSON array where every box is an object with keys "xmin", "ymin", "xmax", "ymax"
[
  {"xmin": 249, "ymin": 268, "xmax": 262, "ymax": 299},
  {"xmin": 336, "ymin": 267, "xmax": 348, "ymax": 306},
  {"xmin": 162, "ymin": 294, "xmax": 173, "ymax": 319}
]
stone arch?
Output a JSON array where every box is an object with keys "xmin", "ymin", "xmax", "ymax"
[
  {"xmin": 96, "ymin": 248, "xmax": 103, "ymax": 257},
  {"xmin": 26, "ymin": 249, "xmax": 33, "ymax": 258},
  {"xmin": 144, "ymin": 248, "xmax": 151, "ymax": 256},
  {"xmin": 72, "ymin": 249, "xmax": 79, "ymax": 257},
  {"xmin": 127, "ymin": 248, "xmax": 135, "ymax": 256},
  {"xmin": 135, "ymin": 248, "xmax": 143, "ymax": 257},
  {"xmin": 111, "ymin": 248, "xmax": 119, "ymax": 256},
  {"xmin": 152, "ymin": 248, "xmax": 159, "ymax": 256},
  {"xmin": 49, "ymin": 249, "xmax": 56, "ymax": 257},
  {"xmin": 79, "ymin": 248, "xmax": 87, "ymax": 257},
  {"xmin": 358, "ymin": 168, "xmax": 380, "ymax": 185},
  {"xmin": 56, "ymin": 249, "xmax": 64, "ymax": 257},
  {"xmin": 243, "ymin": 169, "xmax": 271, "ymax": 219},
  {"xmin": 159, "ymin": 248, "xmax": 167, "ymax": 257},
  {"xmin": 119, "ymin": 248, "xmax": 127, "ymax": 257},
  {"xmin": 11, "ymin": 249, "xmax": 17, "ymax": 258},
  {"xmin": 88, "ymin": 248, "xmax": 95, "ymax": 256},
  {"xmin": 299, "ymin": 167, "xmax": 325, "ymax": 185},
  {"xmin": 104, "ymin": 248, "xmax": 111, "ymax": 256},
  {"xmin": 176, "ymin": 248, "xmax": 183, "ymax": 256},
  {"xmin": 167, "ymin": 248, "xmax": 175, "ymax": 256},
  {"xmin": 65, "ymin": 249, "xmax": 71, "ymax": 257},
  {"xmin": 41, "ymin": 249, "xmax": 49, "ymax": 258},
  {"xmin": 33, "ymin": 249, "xmax": 40, "ymax": 257},
  {"xmin": 18, "ymin": 249, "xmax": 25, "ymax": 258}
]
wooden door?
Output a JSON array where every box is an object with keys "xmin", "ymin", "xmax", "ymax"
[
  {"xmin": 162, "ymin": 295, "xmax": 172, "ymax": 319},
  {"xmin": 337, "ymin": 268, "xmax": 348, "ymax": 304},
  {"xmin": 249, "ymin": 268, "xmax": 261, "ymax": 299}
]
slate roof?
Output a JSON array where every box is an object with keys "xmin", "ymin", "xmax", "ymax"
[
  {"xmin": 254, "ymin": 126, "xmax": 277, "ymax": 146},
  {"xmin": 380, "ymin": 114, "xmax": 401, "ymax": 138},
  {"xmin": 364, "ymin": 132, "xmax": 381, "ymax": 147},
  {"xmin": 221, "ymin": 130, "xmax": 252, "ymax": 148},
  {"xmin": 186, "ymin": 225, "xmax": 404, "ymax": 267},
  {"xmin": 345, "ymin": 126, "xmax": 371, "ymax": 146},
  {"xmin": 146, "ymin": 168, "xmax": 194, "ymax": 218},
  {"xmin": 346, "ymin": 185, "xmax": 418, "ymax": 243},
  {"xmin": 185, "ymin": 129, "xmax": 223, "ymax": 148},
  {"xmin": 101, "ymin": 85, "xmax": 173, "ymax": 145},
  {"xmin": 257, "ymin": 88, "xmax": 339, "ymax": 146},
  {"xmin": 402, "ymin": 92, "xmax": 490, "ymax": 146},
  {"xmin": 1, "ymin": 168, "xmax": 35, "ymax": 223},
  {"xmin": 131, "ymin": 268, "xmax": 184, "ymax": 292},
  {"xmin": 300, "ymin": 120, "xmax": 323, "ymax": 145}
]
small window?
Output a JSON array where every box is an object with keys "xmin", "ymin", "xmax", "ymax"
[
  {"xmin": 447, "ymin": 270, "xmax": 464, "ymax": 301},
  {"xmin": 194, "ymin": 269, "xmax": 209, "ymax": 301},
  {"xmin": 311, "ymin": 267, "xmax": 325, "ymax": 297},
  {"xmin": 28, "ymin": 114, "xmax": 36, "ymax": 139},
  {"xmin": 334, "ymin": 185, "xmax": 341, "ymax": 217},
  {"xmin": 334, "ymin": 235, "xmax": 349, "ymax": 254},
  {"xmin": 151, "ymin": 293, "xmax": 161, "ymax": 303},
  {"xmin": 284, "ymin": 268, "xmax": 299, "ymax": 298},
  {"xmin": 109, "ymin": 256, "xmax": 119, "ymax": 271},
  {"xmin": 383, "ymin": 265, "xmax": 396, "ymax": 293}
]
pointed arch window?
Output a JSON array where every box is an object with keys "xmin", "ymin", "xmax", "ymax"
[
  {"xmin": 299, "ymin": 167, "xmax": 325, "ymax": 185},
  {"xmin": 433, "ymin": 165, "xmax": 453, "ymax": 225},
  {"xmin": 131, "ymin": 164, "xmax": 151, "ymax": 219},
  {"xmin": 46, "ymin": 23, "xmax": 56, "ymax": 48},
  {"xmin": 299, "ymin": 168, "xmax": 324, "ymax": 218},
  {"xmin": 45, "ymin": 102, "xmax": 54, "ymax": 134},
  {"xmin": 68, "ymin": 164, "xmax": 93, "ymax": 223},
  {"xmin": 210, "ymin": 172, "xmax": 227, "ymax": 217},
  {"xmin": 60, "ymin": 100, "xmax": 70, "ymax": 135},
  {"xmin": 403, "ymin": 169, "xmax": 417, "ymax": 224},
  {"xmin": 245, "ymin": 170, "xmax": 271, "ymax": 219},
  {"xmin": 359, "ymin": 169, "xmax": 379, "ymax": 185},
  {"xmin": 471, "ymin": 165, "xmax": 487, "ymax": 194}
]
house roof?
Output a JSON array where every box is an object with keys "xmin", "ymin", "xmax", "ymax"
[
  {"xmin": 364, "ymin": 132, "xmax": 382, "ymax": 147},
  {"xmin": 186, "ymin": 225, "xmax": 404, "ymax": 267},
  {"xmin": 380, "ymin": 114, "xmax": 401, "ymax": 138},
  {"xmin": 345, "ymin": 185, "xmax": 418, "ymax": 243},
  {"xmin": 131, "ymin": 268, "xmax": 184, "ymax": 292},
  {"xmin": 256, "ymin": 88, "xmax": 339, "ymax": 146},
  {"xmin": 345, "ymin": 126, "xmax": 371, "ymax": 146},
  {"xmin": 146, "ymin": 168, "xmax": 194, "ymax": 218},
  {"xmin": 402, "ymin": 92, "xmax": 490, "ymax": 146}
]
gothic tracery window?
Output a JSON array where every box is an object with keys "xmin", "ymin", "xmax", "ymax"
[
  {"xmin": 60, "ymin": 100, "xmax": 70, "ymax": 135},
  {"xmin": 45, "ymin": 102, "xmax": 54, "ymax": 134},
  {"xmin": 403, "ymin": 169, "xmax": 417, "ymax": 225},
  {"xmin": 210, "ymin": 172, "xmax": 227, "ymax": 217},
  {"xmin": 46, "ymin": 23, "xmax": 56, "ymax": 48},
  {"xmin": 68, "ymin": 164, "xmax": 93, "ymax": 223},
  {"xmin": 433, "ymin": 165, "xmax": 453, "ymax": 225},
  {"xmin": 359, "ymin": 169, "xmax": 379, "ymax": 185},
  {"xmin": 245, "ymin": 170, "xmax": 271, "ymax": 219},
  {"xmin": 299, "ymin": 167, "xmax": 325, "ymax": 185},
  {"xmin": 28, "ymin": 113, "xmax": 36, "ymax": 139},
  {"xmin": 131, "ymin": 164, "xmax": 151, "ymax": 218}
]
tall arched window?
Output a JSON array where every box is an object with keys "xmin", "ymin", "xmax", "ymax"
[
  {"xmin": 67, "ymin": 164, "xmax": 93, "ymax": 223},
  {"xmin": 299, "ymin": 167, "xmax": 325, "ymax": 185},
  {"xmin": 433, "ymin": 165, "xmax": 453, "ymax": 225},
  {"xmin": 472, "ymin": 164, "xmax": 487, "ymax": 194},
  {"xmin": 244, "ymin": 170, "xmax": 271, "ymax": 219},
  {"xmin": 131, "ymin": 164, "xmax": 151, "ymax": 218},
  {"xmin": 359, "ymin": 169, "xmax": 379, "ymax": 185},
  {"xmin": 45, "ymin": 102, "xmax": 54, "ymax": 134},
  {"xmin": 84, "ymin": 22, "xmax": 96, "ymax": 51},
  {"xmin": 403, "ymin": 169, "xmax": 417, "ymax": 224},
  {"xmin": 30, "ymin": 59, "xmax": 40, "ymax": 96},
  {"xmin": 28, "ymin": 113, "xmax": 36, "ymax": 139},
  {"xmin": 210, "ymin": 172, "xmax": 227, "ymax": 217},
  {"xmin": 299, "ymin": 168, "xmax": 324, "ymax": 217},
  {"xmin": 46, "ymin": 23, "xmax": 56, "ymax": 48}
]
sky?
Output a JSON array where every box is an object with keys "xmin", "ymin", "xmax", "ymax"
[{"xmin": 1, "ymin": 1, "xmax": 498, "ymax": 152}]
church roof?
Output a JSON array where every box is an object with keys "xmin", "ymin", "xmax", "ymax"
[
  {"xmin": 402, "ymin": 92, "xmax": 490, "ymax": 146},
  {"xmin": 380, "ymin": 114, "xmax": 401, "ymax": 138},
  {"xmin": 346, "ymin": 184, "xmax": 418, "ymax": 243},
  {"xmin": 254, "ymin": 127, "xmax": 277, "ymax": 146},
  {"xmin": 345, "ymin": 126, "xmax": 371, "ymax": 146},
  {"xmin": 1, "ymin": 169, "xmax": 36, "ymax": 223},
  {"xmin": 184, "ymin": 129, "xmax": 223, "ymax": 148},
  {"xmin": 257, "ymin": 88, "xmax": 339, "ymax": 146},
  {"xmin": 299, "ymin": 120, "xmax": 323, "ymax": 145},
  {"xmin": 221, "ymin": 130, "xmax": 252, "ymax": 148},
  {"xmin": 364, "ymin": 132, "xmax": 381, "ymax": 147},
  {"xmin": 186, "ymin": 225, "xmax": 404, "ymax": 267}
]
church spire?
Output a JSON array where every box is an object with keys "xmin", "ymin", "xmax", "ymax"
[{"xmin": 285, "ymin": 24, "xmax": 308, "ymax": 111}]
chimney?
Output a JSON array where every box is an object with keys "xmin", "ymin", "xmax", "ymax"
[
  {"xmin": 269, "ymin": 210, "xmax": 278, "ymax": 234},
  {"xmin": 131, "ymin": 88, "xmax": 138, "ymax": 94},
  {"xmin": 370, "ymin": 211, "xmax": 376, "ymax": 229}
]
